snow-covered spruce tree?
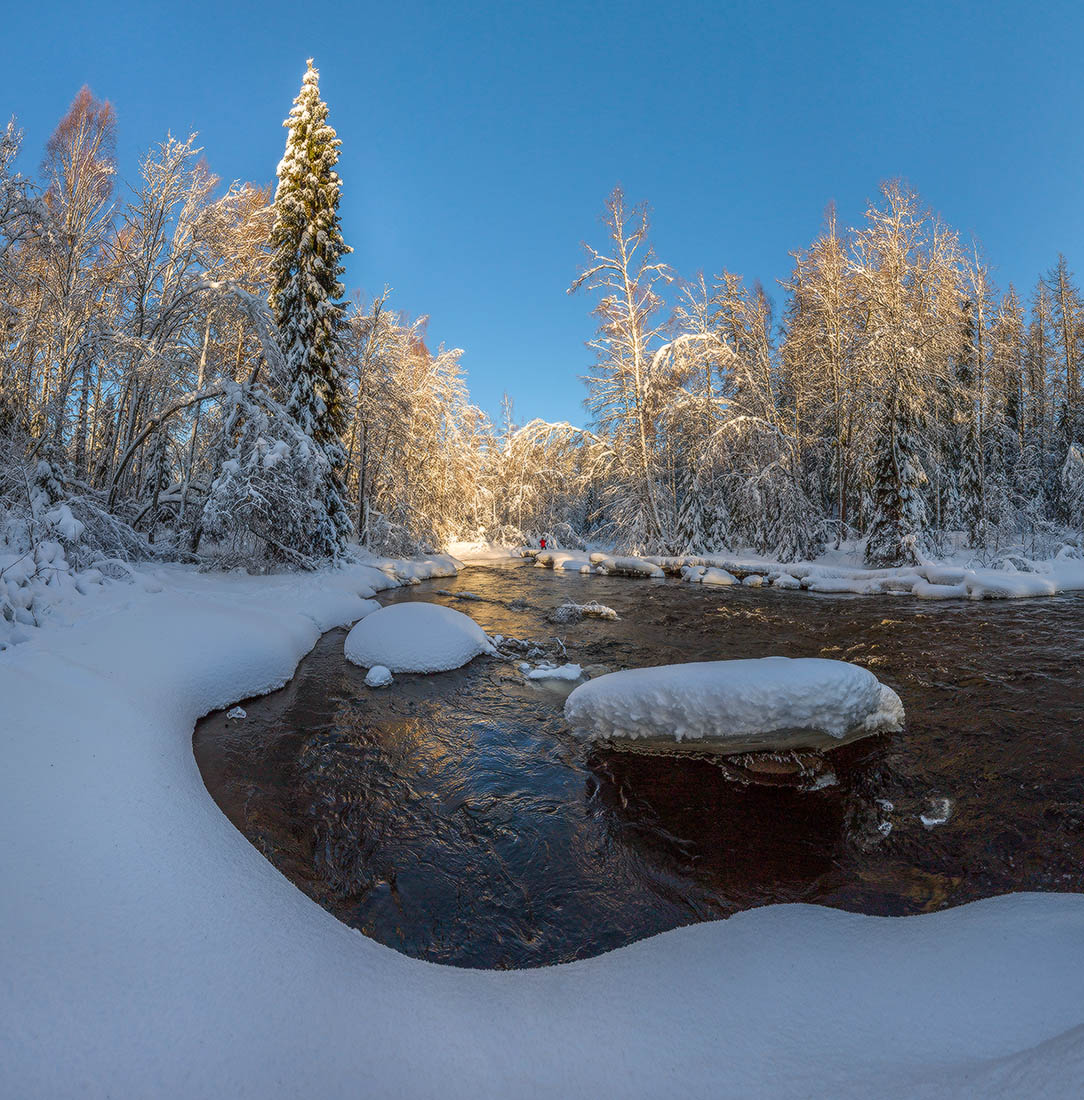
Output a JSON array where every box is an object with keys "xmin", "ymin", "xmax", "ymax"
[
  {"xmin": 954, "ymin": 300, "xmax": 985, "ymax": 548},
  {"xmin": 865, "ymin": 395, "xmax": 930, "ymax": 567},
  {"xmin": 268, "ymin": 59, "xmax": 352, "ymax": 556},
  {"xmin": 702, "ymin": 488, "xmax": 732, "ymax": 554},
  {"xmin": 1059, "ymin": 440, "xmax": 1084, "ymax": 532},
  {"xmin": 201, "ymin": 383, "xmax": 347, "ymax": 568},
  {"xmin": 765, "ymin": 465, "xmax": 824, "ymax": 562},
  {"xmin": 672, "ymin": 465, "xmax": 707, "ymax": 555}
]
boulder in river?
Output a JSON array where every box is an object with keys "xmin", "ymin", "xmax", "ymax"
[
  {"xmin": 345, "ymin": 602, "xmax": 495, "ymax": 674},
  {"xmin": 564, "ymin": 657, "xmax": 904, "ymax": 756}
]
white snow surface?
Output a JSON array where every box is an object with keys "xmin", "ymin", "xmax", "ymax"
[
  {"xmin": 2, "ymin": 560, "xmax": 1084, "ymax": 1097},
  {"xmin": 466, "ymin": 539, "xmax": 1084, "ymax": 603},
  {"xmin": 590, "ymin": 552, "xmax": 665, "ymax": 578},
  {"xmin": 445, "ymin": 539, "xmax": 525, "ymax": 563},
  {"xmin": 364, "ymin": 664, "xmax": 393, "ymax": 688},
  {"xmin": 534, "ymin": 549, "xmax": 593, "ymax": 573},
  {"xmin": 564, "ymin": 657, "xmax": 904, "ymax": 748},
  {"xmin": 345, "ymin": 600, "xmax": 495, "ymax": 673},
  {"xmin": 647, "ymin": 542, "xmax": 1084, "ymax": 601},
  {"xmin": 526, "ymin": 662, "xmax": 584, "ymax": 682}
]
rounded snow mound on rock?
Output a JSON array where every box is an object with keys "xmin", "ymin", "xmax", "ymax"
[
  {"xmin": 564, "ymin": 656, "xmax": 903, "ymax": 754},
  {"xmin": 345, "ymin": 602, "xmax": 496, "ymax": 673}
]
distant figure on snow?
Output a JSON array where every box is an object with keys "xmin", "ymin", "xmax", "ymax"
[{"xmin": 539, "ymin": 537, "xmax": 547, "ymax": 551}]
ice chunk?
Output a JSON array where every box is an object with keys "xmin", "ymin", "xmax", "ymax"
[
  {"xmin": 365, "ymin": 665, "xmax": 393, "ymax": 688},
  {"xmin": 564, "ymin": 656, "xmax": 904, "ymax": 754},
  {"xmin": 526, "ymin": 662, "xmax": 584, "ymax": 682},
  {"xmin": 226, "ymin": 706, "xmax": 246, "ymax": 720},
  {"xmin": 912, "ymin": 579, "xmax": 969, "ymax": 599},
  {"xmin": 344, "ymin": 602, "xmax": 495, "ymax": 673},
  {"xmin": 920, "ymin": 796, "xmax": 954, "ymax": 829}
]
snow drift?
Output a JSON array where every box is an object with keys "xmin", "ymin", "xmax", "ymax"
[
  {"xmin": 344, "ymin": 600, "xmax": 495, "ymax": 672},
  {"xmin": 564, "ymin": 657, "xmax": 904, "ymax": 754}
]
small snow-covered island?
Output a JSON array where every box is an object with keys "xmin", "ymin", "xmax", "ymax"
[
  {"xmin": 4, "ymin": 11, "xmax": 1084, "ymax": 1100},
  {"xmin": 564, "ymin": 657, "xmax": 905, "ymax": 755}
]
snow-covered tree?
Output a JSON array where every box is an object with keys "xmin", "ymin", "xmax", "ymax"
[
  {"xmin": 865, "ymin": 396, "xmax": 929, "ymax": 566},
  {"xmin": 672, "ymin": 464, "xmax": 707, "ymax": 555},
  {"xmin": 1059, "ymin": 441, "xmax": 1084, "ymax": 532},
  {"xmin": 201, "ymin": 382, "xmax": 346, "ymax": 567},
  {"xmin": 568, "ymin": 187, "xmax": 673, "ymax": 551},
  {"xmin": 270, "ymin": 60, "xmax": 351, "ymax": 452},
  {"xmin": 267, "ymin": 59, "xmax": 352, "ymax": 554}
]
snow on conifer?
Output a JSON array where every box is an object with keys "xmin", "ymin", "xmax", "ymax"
[
  {"xmin": 672, "ymin": 466, "xmax": 707, "ymax": 555},
  {"xmin": 1060, "ymin": 440, "xmax": 1084, "ymax": 531},
  {"xmin": 865, "ymin": 395, "xmax": 930, "ymax": 567},
  {"xmin": 268, "ymin": 58, "xmax": 353, "ymax": 555}
]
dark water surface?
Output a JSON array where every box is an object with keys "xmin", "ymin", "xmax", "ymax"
[{"xmin": 194, "ymin": 563, "xmax": 1084, "ymax": 968}]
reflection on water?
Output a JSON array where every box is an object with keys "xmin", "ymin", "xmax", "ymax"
[{"xmin": 194, "ymin": 562, "xmax": 1084, "ymax": 968}]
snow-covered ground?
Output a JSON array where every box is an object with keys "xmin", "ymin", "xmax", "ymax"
[
  {"xmin": 3, "ymin": 557, "xmax": 1084, "ymax": 1097},
  {"xmin": 509, "ymin": 539, "xmax": 1084, "ymax": 601},
  {"xmin": 445, "ymin": 538, "xmax": 526, "ymax": 563}
]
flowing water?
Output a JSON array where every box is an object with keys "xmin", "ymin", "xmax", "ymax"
[{"xmin": 194, "ymin": 562, "xmax": 1084, "ymax": 968}]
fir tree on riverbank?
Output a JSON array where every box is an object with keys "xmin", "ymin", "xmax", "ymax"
[{"xmin": 268, "ymin": 58, "xmax": 352, "ymax": 554}]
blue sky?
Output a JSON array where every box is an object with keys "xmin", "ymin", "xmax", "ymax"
[{"xmin": 6, "ymin": 1, "xmax": 1084, "ymax": 426}]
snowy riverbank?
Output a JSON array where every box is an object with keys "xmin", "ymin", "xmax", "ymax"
[
  {"xmin": 517, "ymin": 539, "xmax": 1084, "ymax": 601},
  {"xmin": 3, "ymin": 558, "xmax": 1084, "ymax": 1097}
]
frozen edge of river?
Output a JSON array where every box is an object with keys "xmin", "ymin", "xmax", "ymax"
[{"xmin": 2, "ymin": 558, "xmax": 1083, "ymax": 1099}]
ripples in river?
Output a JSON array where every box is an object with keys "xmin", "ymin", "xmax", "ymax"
[{"xmin": 194, "ymin": 562, "xmax": 1084, "ymax": 968}]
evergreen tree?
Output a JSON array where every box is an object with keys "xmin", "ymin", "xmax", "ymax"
[
  {"xmin": 1015, "ymin": 431, "xmax": 1047, "ymax": 554},
  {"xmin": 673, "ymin": 465, "xmax": 707, "ymax": 555},
  {"xmin": 1059, "ymin": 441, "xmax": 1084, "ymax": 532},
  {"xmin": 268, "ymin": 58, "xmax": 353, "ymax": 554},
  {"xmin": 956, "ymin": 300, "xmax": 985, "ymax": 547},
  {"xmin": 865, "ymin": 397, "xmax": 929, "ymax": 566},
  {"xmin": 767, "ymin": 466, "xmax": 823, "ymax": 562},
  {"xmin": 702, "ymin": 481, "xmax": 732, "ymax": 553}
]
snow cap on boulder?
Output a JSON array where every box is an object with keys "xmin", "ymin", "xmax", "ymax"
[
  {"xmin": 564, "ymin": 656, "xmax": 903, "ymax": 754},
  {"xmin": 345, "ymin": 602, "xmax": 495, "ymax": 673}
]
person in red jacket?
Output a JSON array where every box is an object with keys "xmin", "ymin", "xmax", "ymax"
[{"xmin": 539, "ymin": 537, "xmax": 547, "ymax": 551}]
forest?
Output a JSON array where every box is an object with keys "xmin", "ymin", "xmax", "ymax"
[{"xmin": 2, "ymin": 70, "xmax": 1083, "ymax": 586}]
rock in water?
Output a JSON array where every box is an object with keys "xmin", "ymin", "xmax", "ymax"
[
  {"xmin": 345, "ymin": 602, "xmax": 495, "ymax": 673},
  {"xmin": 564, "ymin": 656, "xmax": 903, "ymax": 755},
  {"xmin": 364, "ymin": 665, "xmax": 393, "ymax": 688}
]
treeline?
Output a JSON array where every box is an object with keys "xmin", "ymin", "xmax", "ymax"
[
  {"xmin": 0, "ymin": 78, "xmax": 502, "ymax": 567},
  {"xmin": 2, "ymin": 76, "xmax": 1083, "ymax": 578},
  {"xmin": 564, "ymin": 184, "xmax": 1084, "ymax": 565}
]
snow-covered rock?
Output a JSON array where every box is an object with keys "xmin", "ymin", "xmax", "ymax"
[
  {"xmin": 526, "ymin": 662, "xmax": 584, "ymax": 682},
  {"xmin": 364, "ymin": 665, "xmax": 393, "ymax": 688},
  {"xmin": 535, "ymin": 550, "xmax": 593, "ymax": 573},
  {"xmin": 689, "ymin": 565, "xmax": 738, "ymax": 586},
  {"xmin": 564, "ymin": 657, "xmax": 904, "ymax": 754},
  {"xmin": 345, "ymin": 601, "xmax": 495, "ymax": 673},
  {"xmin": 549, "ymin": 600, "xmax": 620, "ymax": 623},
  {"xmin": 590, "ymin": 553, "xmax": 665, "ymax": 579}
]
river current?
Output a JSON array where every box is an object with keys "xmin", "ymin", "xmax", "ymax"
[{"xmin": 194, "ymin": 562, "xmax": 1084, "ymax": 968}]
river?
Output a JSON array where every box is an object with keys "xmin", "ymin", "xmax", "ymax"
[{"xmin": 194, "ymin": 561, "xmax": 1084, "ymax": 968}]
